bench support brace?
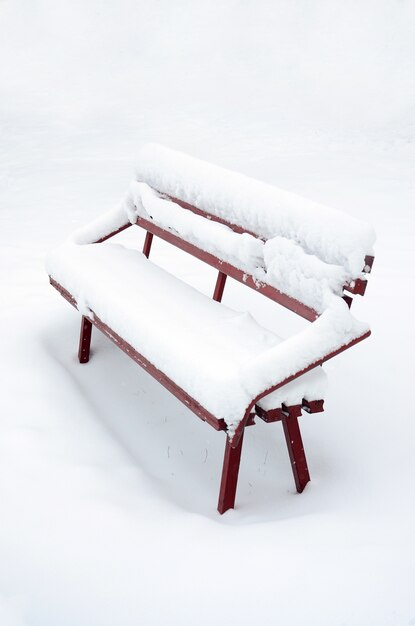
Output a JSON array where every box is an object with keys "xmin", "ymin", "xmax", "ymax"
[
  {"xmin": 218, "ymin": 430, "xmax": 244, "ymax": 514},
  {"xmin": 78, "ymin": 316, "xmax": 92, "ymax": 363},
  {"xmin": 282, "ymin": 412, "xmax": 310, "ymax": 493}
]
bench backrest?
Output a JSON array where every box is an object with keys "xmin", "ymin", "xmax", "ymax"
[{"xmin": 73, "ymin": 143, "xmax": 375, "ymax": 321}]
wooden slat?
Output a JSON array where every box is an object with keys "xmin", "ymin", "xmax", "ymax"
[
  {"xmin": 282, "ymin": 403, "xmax": 302, "ymax": 418},
  {"xmin": 364, "ymin": 255, "xmax": 374, "ymax": 273},
  {"xmin": 134, "ymin": 216, "xmax": 319, "ymax": 321},
  {"xmin": 344, "ymin": 277, "xmax": 367, "ymax": 296},
  {"xmin": 255, "ymin": 398, "xmax": 324, "ymax": 421},
  {"xmin": 168, "ymin": 195, "xmax": 259, "ymax": 238},
  {"xmin": 96, "ymin": 223, "xmax": 131, "ymax": 243},
  {"xmin": 302, "ymin": 399, "xmax": 324, "ymax": 413},
  {"xmin": 168, "ymin": 195, "xmax": 374, "ymax": 299},
  {"xmin": 91, "ymin": 195, "xmax": 374, "ymax": 307},
  {"xmin": 255, "ymin": 405, "xmax": 284, "ymax": 423}
]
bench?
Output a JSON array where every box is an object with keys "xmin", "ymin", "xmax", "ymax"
[{"xmin": 46, "ymin": 143, "xmax": 375, "ymax": 513}]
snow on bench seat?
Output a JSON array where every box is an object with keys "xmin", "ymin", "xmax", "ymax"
[{"xmin": 46, "ymin": 242, "xmax": 368, "ymax": 434}]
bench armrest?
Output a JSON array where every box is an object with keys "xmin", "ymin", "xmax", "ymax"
[{"xmin": 240, "ymin": 298, "xmax": 370, "ymax": 405}]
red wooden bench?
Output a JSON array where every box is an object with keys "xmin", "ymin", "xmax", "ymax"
[{"xmin": 47, "ymin": 144, "xmax": 375, "ymax": 513}]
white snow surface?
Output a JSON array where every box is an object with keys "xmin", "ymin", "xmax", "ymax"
[
  {"xmin": 1, "ymin": 1, "xmax": 415, "ymax": 626},
  {"xmin": 46, "ymin": 242, "xmax": 350, "ymax": 431}
]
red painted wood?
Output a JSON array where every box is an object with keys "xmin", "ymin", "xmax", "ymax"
[
  {"xmin": 96, "ymin": 223, "xmax": 131, "ymax": 243},
  {"xmin": 143, "ymin": 231, "xmax": 153, "ymax": 258},
  {"xmin": 282, "ymin": 403, "xmax": 302, "ymax": 418},
  {"xmin": 256, "ymin": 399, "xmax": 324, "ymax": 421},
  {"xmin": 344, "ymin": 277, "xmax": 367, "ymax": 296},
  {"xmin": 364, "ymin": 255, "xmax": 374, "ymax": 272},
  {"xmin": 343, "ymin": 294, "xmax": 353, "ymax": 309},
  {"xmin": 255, "ymin": 405, "xmax": 284, "ymax": 423},
  {"xmin": 282, "ymin": 410, "xmax": 310, "ymax": 493},
  {"xmin": 218, "ymin": 431, "xmax": 245, "ymax": 514},
  {"xmin": 134, "ymin": 216, "xmax": 319, "ymax": 321},
  {"xmin": 213, "ymin": 271, "xmax": 227, "ymax": 302},
  {"xmin": 78, "ymin": 316, "xmax": 92, "ymax": 363},
  {"xmin": 302, "ymin": 399, "xmax": 324, "ymax": 413},
  {"xmin": 167, "ymin": 195, "xmax": 260, "ymax": 238}
]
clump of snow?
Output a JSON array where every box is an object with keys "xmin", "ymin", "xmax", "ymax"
[
  {"xmin": 261, "ymin": 236, "xmax": 349, "ymax": 313},
  {"xmin": 75, "ymin": 292, "xmax": 94, "ymax": 319},
  {"xmin": 71, "ymin": 204, "xmax": 128, "ymax": 245},
  {"xmin": 127, "ymin": 181, "xmax": 264, "ymax": 274},
  {"xmin": 257, "ymin": 366, "xmax": 328, "ymax": 410}
]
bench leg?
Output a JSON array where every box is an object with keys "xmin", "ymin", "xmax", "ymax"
[
  {"xmin": 282, "ymin": 413, "xmax": 310, "ymax": 493},
  {"xmin": 212, "ymin": 271, "xmax": 227, "ymax": 302},
  {"xmin": 78, "ymin": 316, "xmax": 92, "ymax": 363},
  {"xmin": 218, "ymin": 431, "xmax": 244, "ymax": 514},
  {"xmin": 143, "ymin": 232, "xmax": 153, "ymax": 258}
]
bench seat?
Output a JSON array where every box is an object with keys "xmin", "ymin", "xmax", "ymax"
[{"xmin": 47, "ymin": 241, "xmax": 330, "ymax": 432}]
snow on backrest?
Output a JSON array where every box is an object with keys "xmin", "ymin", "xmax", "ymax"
[
  {"xmin": 72, "ymin": 143, "xmax": 375, "ymax": 316},
  {"xmin": 131, "ymin": 143, "xmax": 375, "ymax": 314},
  {"xmin": 135, "ymin": 144, "xmax": 375, "ymax": 278}
]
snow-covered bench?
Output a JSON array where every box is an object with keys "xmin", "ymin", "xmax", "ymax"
[{"xmin": 47, "ymin": 143, "xmax": 375, "ymax": 513}]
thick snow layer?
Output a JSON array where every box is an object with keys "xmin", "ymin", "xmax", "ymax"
[
  {"xmin": 127, "ymin": 181, "xmax": 265, "ymax": 274},
  {"xmin": 262, "ymin": 237, "xmax": 348, "ymax": 312},
  {"xmin": 71, "ymin": 204, "xmax": 127, "ymax": 245},
  {"xmin": 258, "ymin": 366, "xmax": 327, "ymax": 411},
  {"xmin": 46, "ymin": 242, "xmax": 363, "ymax": 431},
  {"xmin": 134, "ymin": 143, "xmax": 375, "ymax": 276}
]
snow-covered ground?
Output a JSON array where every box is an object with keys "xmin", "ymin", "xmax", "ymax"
[{"xmin": 1, "ymin": 2, "xmax": 414, "ymax": 625}]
